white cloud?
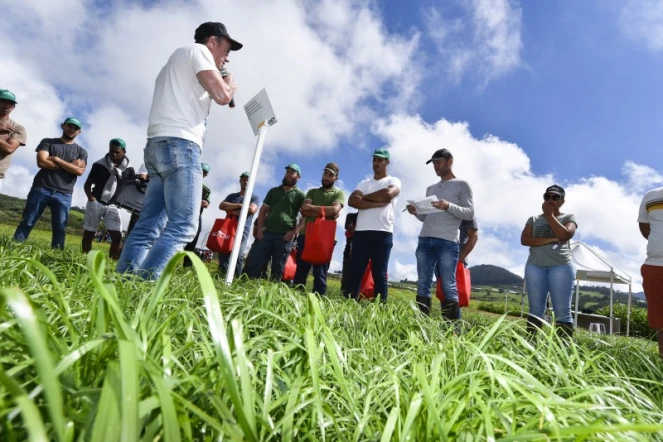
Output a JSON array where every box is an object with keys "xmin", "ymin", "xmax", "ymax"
[
  {"xmin": 0, "ymin": 0, "xmax": 419, "ymax": 238},
  {"xmin": 393, "ymin": 260, "xmax": 418, "ymax": 282},
  {"xmin": 619, "ymin": 0, "xmax": 663, "ymax": 51},
  {"xmin": 425, "ymin": 0, "xmax": 523, "ymax": 84}
]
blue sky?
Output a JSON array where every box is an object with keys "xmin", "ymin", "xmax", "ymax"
[{"xmin": 2, "ymin": 0, "xmax": 662, "ymax": 289}]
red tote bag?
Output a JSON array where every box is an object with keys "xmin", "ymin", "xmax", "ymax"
[
  {"xmin": 282, "ymin": 249, "xmax": 297, "ymax": 281},
  {"xmin": 358, "ymin": 261, "xmax": 388, "ymax": 300},
  {"xmin": 359, "ymin": 261, "xmax": 375, "ymax": 300},
  {"xmin": 436, "ymin": 262, "xmax": 471, "ymax": 307},
  {"xmin": 301, "ymin": 212, "xmax": 336, "ymax": 265},
  {"xmin": 206, "ymin": 217, "xmax": 238, "ymax": 254}
]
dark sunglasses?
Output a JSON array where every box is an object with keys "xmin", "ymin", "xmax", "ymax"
[{"xmin": 543, "ymin": 193, "xmax": 562, "ymax": 201}]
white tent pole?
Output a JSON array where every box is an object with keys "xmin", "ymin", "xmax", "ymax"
[
  {"xmin": 520, "ymin": 277, "xmax": 526, "ymax": 318},
  {"xmin": 627, "ymin": 283, "xmax": 632, "ymax": 337},
  {"xmin": 574, "ymin": 279, "xmax": 580, "ymax": 327},
  {"xmin": 609, "ymin": 271, "xmax": 614, "ymax": 335}
]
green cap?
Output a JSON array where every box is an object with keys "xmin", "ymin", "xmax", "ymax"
[
  {"xmin": 0, "ymin": 90, "xmax": 17, "ymax": 103},
  {"xmin": 110, "ymin": 138, "xmax": 126, "ymax": 150},
  {"xmin": 372, "ymin": 148, "xmax": 390, "ymax": 159},
  {"xmin": 63, "ymin": 117, "xmax": 82, "ymax": 129},
  {"xmin": 240, "ymin": 171, "xmax": 250, "ymax": 178},
  {"xmin": 285, "ymin": 163, "xmax": 301, "ymax": 175},
  {"xmin": 201, "ymin": 163, "xmax": 211, "ymax": 173}
]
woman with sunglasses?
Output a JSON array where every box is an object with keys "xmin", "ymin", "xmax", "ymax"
[{"xmin": 520, "ymin": 185, "xmax": 578, "ymax": 338}]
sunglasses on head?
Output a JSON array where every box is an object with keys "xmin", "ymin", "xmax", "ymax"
[{"xmin": 543, "ymin": 193, "xmax": 562, "ymax": 201}]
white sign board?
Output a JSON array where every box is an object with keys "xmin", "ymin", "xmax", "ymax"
[{"xmin": 244, "ymin": 88, "xmax": 277, "ymax": 136}]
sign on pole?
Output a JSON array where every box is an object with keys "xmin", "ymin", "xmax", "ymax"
[
  {"xmin": 225, "ymin": 89, "xmax": 277, "ymax": 286},
  {"xmin": 244, "ymin": 89, "xmax": 278, "ymax": 136}
]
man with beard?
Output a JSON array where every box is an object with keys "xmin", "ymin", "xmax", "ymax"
[
  {"xmin": 14, "ymin": 118, "xmax": 88, "ymax": 249},
  {"xmin": 347, "ymin": 149, "xmax": 401, "ymax": 302},
  {"xmin": 0, "ymin": 90, "xmax": 27, "ymax": 193},
  {"xmin": 406, "ymin": 148, "xmax": 474, "ymax": 321},
  {"xmin": 245, "ymin": 164, "xmax": 306, "ymax": 281},
  {"xmin": 117, "ymin": 22, "xmax": 241, "ymax": 280},
  {"xmin": 183, "ymin": 163, "xmax": 212, "ymax": 267},
  {"xmin": 82, "ymin": 138, "xmax": 134, "ymax": 259},
  {"xmin": 218, "ymin": 171, "xmax": 260, "ymax": 276},
  {"xmin": 293, "ymin": 163, "xmax": 345, "ymax": 295}
]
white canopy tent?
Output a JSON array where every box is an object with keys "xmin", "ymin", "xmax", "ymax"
[
  {"xmin": 519, "ymin": 241, "xmax": 633, "ymax": 335},
  {"xmin": 570, "ymin": 241, "xmax": 632, "ymax": 335}
]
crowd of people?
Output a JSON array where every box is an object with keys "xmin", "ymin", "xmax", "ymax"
[{"xmin": 2, "ymin": 21, "xmax": 661, "ymax": 356}]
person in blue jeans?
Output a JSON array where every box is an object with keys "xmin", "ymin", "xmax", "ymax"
[
  {"xmin": 244, "ymin": 164, "xmax": 306, "ymax": 282},
  {"xmin": 116, "ymin": 22, "xmax": 241, "ymax": 280},
  {"xmin": 294, "ymin": 162, "xmax": 345, "ymax": 295},
  {"xmin": 14, "ymin": 118, "xmax": 88, "ymax": 249},
  {"xmin": 347, "ymin": 149, "xmax": 401, "ymax": 302},
  {"xmin": 218, "ymin": 171, "xmax": 260, "ymax": 276},
  {"xmin": 520, "ymin": 185, "xmax": 578, "ymax": 338},
  {"xmin": 406, "ymin": 148, "xmax": 474, "ymax": 321}
]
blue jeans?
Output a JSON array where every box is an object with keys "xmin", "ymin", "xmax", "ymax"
[
  {"xmin": 14, "ymin": 186, "xmax": 72, "ymax": 249},
  {"xmin": 416, "ymin": 237, "xmax": 460, "ymax": 304},
  {"xmin": 116, "ymin": 137, "xmax": 202, "ymax": 280},
  {"xmin": 293, "ymin": 235, "xmax": 332, "ymax": 295},
  {"xmin": 218, "ymin": 228, "xmax": 250, "ymax": 277},
  {"xmin": 244, "ymin": 230, "xmax": 293, "ymax": 282},
  {"xmin": 525, "ymin": 262, "xmax": 576, "ymax": 324},
  {"xmin": 348, "ymin": 231, "xmax": 393, "ymax": 302}
]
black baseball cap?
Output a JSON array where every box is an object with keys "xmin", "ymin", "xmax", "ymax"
[
  {"xmin": 426, "ymin": 148, "xmax": 453, "ymax": 164},
  {"xmin": 545, "ymin": 184, "xmax": 565, "ymax": 197},
  {"xmin": 194, "ymin": 22, "xmax": 243, "ymax": 51}
]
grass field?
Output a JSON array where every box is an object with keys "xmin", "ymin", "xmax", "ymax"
[{"xmin": 1, "ymin": 232, "xmax": 662, "ymax": 441}]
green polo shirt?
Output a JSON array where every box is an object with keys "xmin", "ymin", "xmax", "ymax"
[
  {"xmin": 301, "ymin": 186, "xmax": 346, "ymax": 235},
  {"xmin": 263, "ymin": 185, "xmax": 306, "ymax": 234}
]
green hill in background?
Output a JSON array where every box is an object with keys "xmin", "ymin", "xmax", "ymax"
[{"xmin": 0, "ymin": 193, "xmax": 86, "ymax": 236}]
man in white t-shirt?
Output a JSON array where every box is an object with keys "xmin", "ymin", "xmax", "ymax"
[
  {"xmin": 347, "ymin": 148, "xmax": 401, "ymax": 302},
  {"xmin": 638, "ymin": 186, "xmax": 663, "ymax": 358},
  {"xmin": 117, "ymin": 22, "xmax": 242, "ymax": 280}
]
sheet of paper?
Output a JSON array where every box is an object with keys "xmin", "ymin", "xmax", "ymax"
[{"xmin": 406, "ymin": 195, "xmax": 441, "ymax": 215}]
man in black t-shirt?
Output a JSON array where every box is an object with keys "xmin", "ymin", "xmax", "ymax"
[
  {"xmin": 82, "ymin": 138, "xmax": 134, "ymax": 259},
  {"xmin": 14, "ymin": 117, "xmax": 88, "ymax": 249}
]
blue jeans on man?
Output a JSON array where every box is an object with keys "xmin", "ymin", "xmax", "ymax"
[
  {"xmin": 218, "ymin": 228, "xmax": 250, "ymax": 277},
  {"xmin": 348, "ymin": 231, "xmax": 393, "ymax": 302},
  {"xmin": 116, "ymin": 136, "xmax": 202, "ymax": 280},
  {"xmin": 293, "ymin": 235, "xmax": 333, "ymax": 295},
  {"xmin": 415, "ymin": 237, "xmax": 460, "ymax": 318},
  {"xmin": 244, "ymin": 230, "xmax": 293, "ymax": 282},
  {"xmin": 14, "ymin": 186, "xmax": 72, "ymax": 249}
]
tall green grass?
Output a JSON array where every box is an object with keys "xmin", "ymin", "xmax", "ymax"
[{"xmin": 0, "ymin": 237, "xmax": 662, "ymax": 441}]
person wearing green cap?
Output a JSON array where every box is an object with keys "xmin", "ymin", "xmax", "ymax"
[
  {"xmin": 346, "ymin": 148, "xmax": 401, "ymax": 302},
  {"xmin": 14, "ymin": 117, "xmax": 88, "ymax": 250},
  {"xmin": 81, "ymin": 138, "xmax": 135, "ymax": 259},
  {"xmin": 183, "ymin": 163, "xmax": 212, "ymax": 267},
  {"xmin": 245, "ymin": 164, "xmax": 306, "ymax": 281},
  {"xmin": 0, "ymin": 89, "xmax": 27, "ymax": 193},
  {"xmin": 293, "ymin": 162, "xmax": 345, "ymax": 295},
  {"xmin": 218, "ymin": 171, "xmax": 261, "ymax": 276}
]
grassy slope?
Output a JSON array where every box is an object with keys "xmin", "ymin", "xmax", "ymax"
[{"xmin": 1, "ymin": 234, "xmax": 662, "ymax": 440}]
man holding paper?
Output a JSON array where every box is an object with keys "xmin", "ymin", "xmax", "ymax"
[
  {"xmin": 347, "ymin": 148, "xmax": 401, "ymax": 302},
  {"xmin": 406, "ymin": 148, "xmax": 474, "ymax": 321}
]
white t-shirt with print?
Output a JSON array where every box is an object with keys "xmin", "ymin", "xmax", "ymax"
[
  {"xmin": 355, "ymin": 176, "xmax": 401, "ymax": 233},
  {"xmin": 638, "ymin": 186, "xmax": 663, "ymax": 266},
  {"xmin": 147, "ymin": 44, "xmax": 218, "ymax": 147}
]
